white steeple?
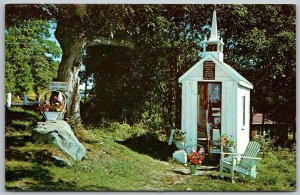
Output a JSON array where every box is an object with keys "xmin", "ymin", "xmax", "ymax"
[
  {"xmin": 209, "ymin": 10, "xmax": 218, "ymax": 41},
  {"xmin": 203, "ymin": 10, "xmax": 224, "ymax": 62}
]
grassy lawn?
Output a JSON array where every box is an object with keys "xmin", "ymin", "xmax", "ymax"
[{"xmin": 5, "ymin": 107, "xmax": 296, "ymax": 191}]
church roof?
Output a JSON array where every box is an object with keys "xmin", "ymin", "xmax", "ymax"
[{"xmin": 178, "ymin": 55, "xmax": 253, "ymax": 89}]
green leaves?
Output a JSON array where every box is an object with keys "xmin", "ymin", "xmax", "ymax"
[{"xmin": 5, "ymin": 20, "xmax": 61, "ymax": 95}]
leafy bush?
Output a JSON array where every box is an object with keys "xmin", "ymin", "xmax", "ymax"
[
  {"xmin": 254, "ymin": 135, "xmax": 275, "ymax": 157},
  {"xmin": 173, "ymin": 129, "xmax": 186, "ymax": 143},
  {"xmin": 97, "ymin": 121, "xmax": 149, "ymax": 141},
  {"xmin": 256, "ymin": 147, "xmax": 296, "ymax": 191}
]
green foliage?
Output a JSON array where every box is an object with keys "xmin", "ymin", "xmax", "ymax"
[
  {"xmin": 221, "ymin": 5, "xmax": 296, "ymax": 140},
  {"xmin": 5, "ymin": 20, "xmax": 61, "ymax": 95},
  {"xmin": 219, "ymin": 134, "xmax": 235, "ymax": 148},
  {"xmin": 173, "ymin": 129, "xmax": 186, "ymax": 143},
  {"xmin": 81, "ymin": 5, "xmax": 295, "ymax": 138},
  {"xmin": 97, "ymin": 121, "xmax": 148, "ymax": 142},
  {"xmin": 65, "ymin": 116, "xmax": 84, "ymax": 131},
  {"xmin": 256, "ymin": 148, "xmax": 296, "ymax": 190},
  {"xmin": 5, "ymin": 5, "xmax": 296, "ymax": 143},
  {"xmin": 254, "ymin": 135, "xmax": 275, "ymax": 157}
]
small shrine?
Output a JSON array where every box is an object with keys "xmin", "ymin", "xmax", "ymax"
[{"xmin": 179, "ymin": 10, "xmax": 253, "ymax": 156}]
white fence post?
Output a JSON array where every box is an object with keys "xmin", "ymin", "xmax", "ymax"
[
  {"xmin": 24, "ymin": 94, "xmax": 28, "ymax": 105},
  {"xmin": 6, "ymin": 93, "xmax": 11, "ymax": 108}
]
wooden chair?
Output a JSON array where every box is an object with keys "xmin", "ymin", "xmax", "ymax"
[{"xmin": 219, "ymin": 141, "xmax": 261, "ymax": 183}]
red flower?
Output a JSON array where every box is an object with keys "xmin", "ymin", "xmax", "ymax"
[{"xmin": 188, "ymin": 149, "xmax": 205, "ymax": 165}]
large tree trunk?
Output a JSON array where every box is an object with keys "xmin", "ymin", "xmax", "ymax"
[{"xmin": 55, "ymin": 21, "xmax": 85, "ymax": 119}]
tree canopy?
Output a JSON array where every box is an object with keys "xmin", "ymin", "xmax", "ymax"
[
  {"xmin": 5, "ymin": 19, "xmax": 61, "ymax": 95},
  {"xmin": 5, "ymin": 4, "xmax": 296, "ymax": 141}
]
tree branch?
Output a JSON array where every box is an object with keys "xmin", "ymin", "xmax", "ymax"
[{"xmin": 86, "ymin": 36, "xmax": 134, "ymax": 48}]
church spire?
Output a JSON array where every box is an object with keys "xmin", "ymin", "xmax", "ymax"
[
  {"xmin": 209, "ymin": 10, "xmax": 218, "ymax": 41},
  {"xmin": 202, "ymin": 10, "xmax": 224, "ymax": 62}
]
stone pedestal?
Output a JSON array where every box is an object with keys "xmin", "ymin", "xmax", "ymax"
[
  {"xmin": 173, "ymin": 150, "xmax": 187, "ymax": 164},
  {"xmin": 32, "ymin": 120, "xmax": 86, "ymax": 161}
]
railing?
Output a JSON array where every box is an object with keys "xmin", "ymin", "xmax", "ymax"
[{"xmin": 6, "ymin": 93, "xmax": 39, "ymax": 107}]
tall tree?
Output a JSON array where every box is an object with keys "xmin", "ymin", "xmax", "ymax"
[
  {"xmin": 5, "ymin": 19, "xmax": 61, "ymax": 95},
  {"xmin": 6, "ymin": 4, "xmax": 133, "ymax": 118}
]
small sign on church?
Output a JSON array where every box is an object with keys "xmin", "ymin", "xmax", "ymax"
[
  {"xmin": 203, "ymin": 61, "xmax": 215, "ymax": 80},
  {"xmin": 49, "ymin": 82, "xmax": 69, "ymax": 91}
]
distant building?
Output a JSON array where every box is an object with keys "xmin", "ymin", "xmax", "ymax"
[{"xmin": 251, "ymin": 113, "xmax": 288, "ymax": 141}]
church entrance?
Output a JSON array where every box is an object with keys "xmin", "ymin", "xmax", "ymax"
[{"xmin": 198, "ymin": 82, "xmax": 222, "ymax": 153}]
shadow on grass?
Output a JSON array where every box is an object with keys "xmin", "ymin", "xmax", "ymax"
[
  {"xmin": 5, "ymin": 148, "xmax": 63, "ymax": 166},
  {"xmin": 6, "ymin": 171, "xmax": 79, "ymax": 191},
  {"xmin": 5, "ymin": 133, "xmax": 68, "ymax": 167},
  {"xmin": 6, "ymin": 166, "xmax": 53, "ymax": 182},
  {"xmin": 6, "ymin": 166, "xmax": 76, "ymax": 192},
  {"xmin": 6, "ymin": 167, "xmax": 117, "ymax": 191},
  {"xmin": 5, "ymin": 135, "xmax": 32, "ymax": 148},
  {"xmin": 118, "ymin": 134, "xmax": 175, "ymax": 161}
]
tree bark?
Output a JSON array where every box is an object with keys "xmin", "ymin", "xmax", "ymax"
[{"xmin": 55, "ymin": 21, "xmax": 85, "ymax": 119}]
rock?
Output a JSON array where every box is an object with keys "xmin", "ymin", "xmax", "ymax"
[
  {"xmin": 32, "ymin": 120, "xmax": 86, "ymax": 161},
  {"xmin": 51, "ymin": 155, "xmax": 72, "ymax": 167}
]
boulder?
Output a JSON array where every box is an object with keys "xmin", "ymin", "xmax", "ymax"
[
  {"xmin": 32, "ymin": 120, "xmax": 86, "ymax": 161},
  {"xmin": 51, "ymin": 155, "xmax": 72, "ymax": 167}
]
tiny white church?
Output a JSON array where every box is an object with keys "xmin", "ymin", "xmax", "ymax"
[{"xmin": 179, "ymin": 10, "xmax": 253, "ymax": 155}]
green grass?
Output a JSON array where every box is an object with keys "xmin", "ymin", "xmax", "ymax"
[
  {"xmin": 5, "ymin": 107, "xmax": 296, "ymax": 191},
  {"xmin": 5, "ymin": 128, "xmax": 296, "ymax": 191}
]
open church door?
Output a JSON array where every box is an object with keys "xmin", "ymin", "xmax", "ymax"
[{"xmin": 198, "ymin": 82, "xmax": 222, "ymax": 153}]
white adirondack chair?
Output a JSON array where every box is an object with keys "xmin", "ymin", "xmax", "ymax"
[{"xmin": 220, "ymin": 141, "xmax": 261, "ymax": 183}]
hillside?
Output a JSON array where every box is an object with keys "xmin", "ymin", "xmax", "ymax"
[{"xmin": 5, "ymin": 107, "xmax": 296, "ymax": 191}]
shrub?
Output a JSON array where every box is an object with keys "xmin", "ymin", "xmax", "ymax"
[
  {"xmin": 254, "ymin": 135, "xmax": 275, "ymax": 157},
  {"xmin": 257, "ymin": 148, "xmax": 296, "ymax": 191},
  {"xmin": 97, "ymin": 121, "xmax": 149, "ymax": 141}
]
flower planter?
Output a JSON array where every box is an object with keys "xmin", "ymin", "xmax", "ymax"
[
  {"xmin": 43, "ymin": 112, "xmax": 62, "ymax": 121},
  {"xmin": 39, "ymin": 90, "xmax": 67, "ymax": 121},
  {"xmin": 175, "ymin": 141, "xmax": 185, "ymax": 150}
]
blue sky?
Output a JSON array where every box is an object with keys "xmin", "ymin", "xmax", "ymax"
[{"xmin": 48, "ymin": 21, "xmax": 62, "ymax": 62}]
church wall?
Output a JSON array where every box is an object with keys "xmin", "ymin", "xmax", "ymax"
[
  {"xmin": 181, "ymin": 80, "xmax": 198, "ymax": 153},
  {"xmin": 236, "ymin": 86, "xmax": 251, "ymax": 154}
]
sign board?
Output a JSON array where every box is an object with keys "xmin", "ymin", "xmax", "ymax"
[
  {"xmin": 203, "ymin": 61, "xmax": 215, "ymax": 80},
  {"xmin": 48, "ymin": 82, "xmax": 69, "ymax": 91}
]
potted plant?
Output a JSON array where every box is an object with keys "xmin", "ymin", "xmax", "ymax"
[
  {"xmin": 219, "ymin": 134, "xmax": 235, "ymax": 153},
  {"xmin": 187, "ymin": 146, "xmax": 205, "ymax": 175},
  {"xmin": 173, "ymin": 129, "xmax": 186, "ymax": 150}
]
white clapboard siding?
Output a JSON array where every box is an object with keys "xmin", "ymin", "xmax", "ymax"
[
  {"xmin": 182, "ymin": 81, "xmax": 198, "ymax": 153},
  {"xmin": 179, "ymin": 54, "xmax": 253, "ymax": 155},
  {"xmin": 224, "ymin": 81, "xmax": 238, "ymax": 151}
]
